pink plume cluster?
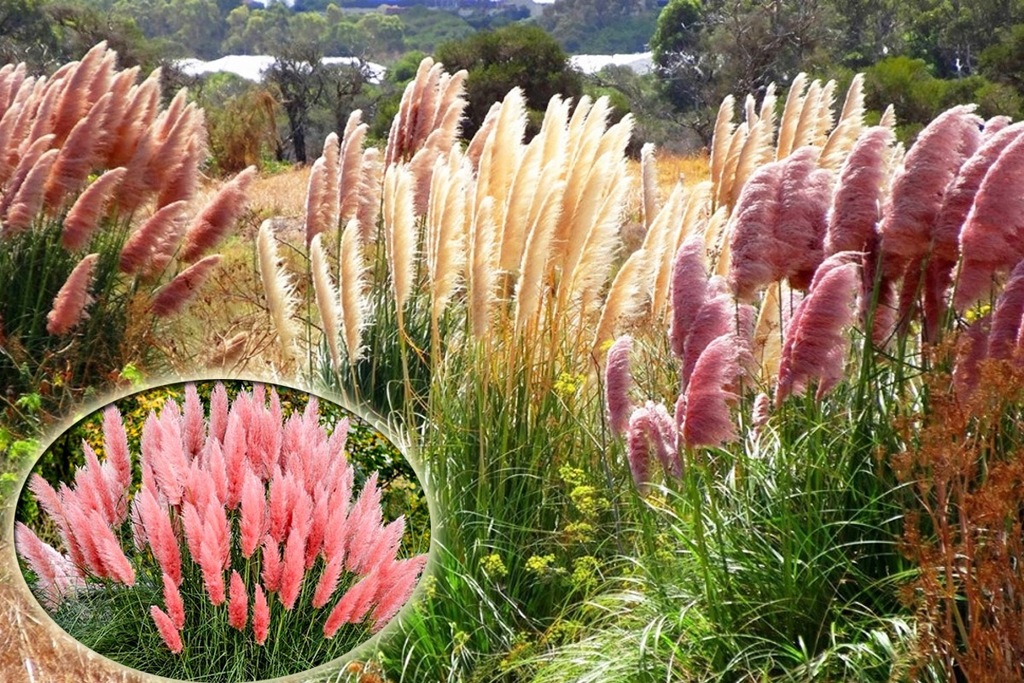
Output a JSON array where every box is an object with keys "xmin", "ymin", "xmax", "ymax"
[
  {"xmin": 825, "ymin": 127, "xmax": 894, "ymax": 256},
  {"xmin": 46, "ymin": 253, "xmax": 98, "ymax": 335},
  {"xmin": 728, "ymin": 147, "xmax": 834, "ymax": 299},
  {"xmin": 17, "ymin": 383, "xmax": 427, "ymax": 654},
  {"xmin": 605, "ymin": 335, "xmax": 634, "ymax": 436},
  {"xmin": 776, "ymin": 252, "xmax": 862, "ymax": 403}
]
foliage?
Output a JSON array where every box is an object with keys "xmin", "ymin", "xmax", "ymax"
[
  {"xmin": 539, "ymin": 0, "xmax": 661, "ymax": 53},
  {"xmin": 435, "ymin": 24, "xmax": 584, "ymax": 139}
]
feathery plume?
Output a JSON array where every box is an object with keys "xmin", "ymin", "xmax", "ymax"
[
  {"xmin": 45, "ymin": 92, "xmax": 112, "ymax": 206},
  {"xmin": 682, "ymin": 334, "xmax": 747, "ymax": 447},
  {"xmin": 640, "ymin": 142, "xmax": 659, "ymax": 229},
  {"xmin": 370, "ymin": 556, "xmax": 428, "ymax": 630},
  {"xmin": 987, "ymin": 260, "xmax": 1024, "ymax": 360},
  {"xmin": 257, "ymin": 220, "xmax": 301, "ymax": 362},
  {"xmin": 383, "ymin": 164, "xmax": 417, "ymax": 326},
  {"xmin": 776, "ymin": 73, "xmax": 808, "ymax": 160},
  {"xmin": 228, "ymin": 570, "xmax": 248, "ymax": 631},
  {"xmin": 710, "ymin": 96, "xmax": 736, "ymax": 191},
  {"xmin": 179, "ymin": 166, "xmax": 255, "ymax": 262},
  {"xmin": 151, "ymin": 606, "xmax": 183, "ymax": 654},
  {"xmin": 46, "ymin": 253, "xmax": 98, "ymax": 335},
  {"xmin": 605, "ymin": 336, "xmax": 634, "ymax": 436},
  {"xmin": 304, "ymin": 156, "xmax": 329, "ymax": 245},
  {"xmin": 776, "ymin": 252, "xmax": 861, "ymax": 402},
  {"xmin": 4, "ymin": 148, "xmax": 59, "ymax": 233},
  {"xmin": 956, "ymin": 125, "xmax": 1024, "ymax": 309},
  {"xmin": 310, "ymin": 233, "xmax": 342, "ymax": 370},
  {"xmin": 163, "ymin": 572, "xmax": 185, "ymax": 630},
  {"xmin": 252, "ymin": 583, "xmax": 270, "ymax": 645},
  {"xmin": 119, "ymin": 200, "xmax": 188, "ymax": 274},
  {"xmin": 819, "ymin": 73, "xmax": 866, "ymax": 170},
  {"xmin": 825, "ymin": 126, "xmax": 893, "ymax": 255},
  {"xmin": 727, "ymin": 160, "xmax": 784, "ymax": 299},
  {"xmin": 149, "ymin": 255, "xmax": 221, "ymax": 317}
]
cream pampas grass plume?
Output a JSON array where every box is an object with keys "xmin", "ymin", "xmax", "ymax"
[
  {"xmin": 339, "ymin": 111, "xmax": 368, "ymax": 223},
  {"xmin": 592, "ymin": 247, "xmax": 648, "ymax": 353},
  {"xmin": 819, "ymin": 73, "xmax": 866, "ymax": 171},
  {"xmin": 257, "ymin": 220, "xmax": 301, "ymax": 363},
  {"xmin": 150, "ymin": 255, "xmax": 221, "ymax": 317},
  {"xmin": 304, "ymin": 156, "xmax": 329, "ymax": 245},
  {"xmin": 383, "ymin": 164, "xmax": 417, "ymax": 329},
  {"xmin": 339, "ymin": 219, "xmax": 366, "ymax": 362},
  {"xmin": 179, "ymin": 166, "xmax": 255, "ymax": 262},
  {"xmin": 776, "ymin": 73, "xmax": 809, "ymax": 160},
  {"xmin": 513, "ymin": 179, "xmax": 564, "ymax": 334},
  {"xmin": 62, "ymin": 167, "xmax": 126, "ymax": 250},
  {"xmin": 640, "ymin": 143, "xmax": 658, "ymax": 228},
  {"xmin": 427, "ymin": 150, "xmax": 470, "ymax": 327},
  {"xmin": 469, "ymin": 196, "xmax": 498, "ymax": 338},
  {"xmin": 776, "ymin": 252, "xmax": 861, "ymax": 403},
  {"xmin": 310, "ymin": 233, "xmax": 342, "ymax": 371},
  {"xmin": 956, "ymin": 125, "xmax": 1024, "ymax": 310},
  {"xmin": 46, "ymin": 253, "xmax": 98, "ymax": 334},
  {"xmin": 709, "ymin": 95, "xmax": 736, "ymax": 191}
]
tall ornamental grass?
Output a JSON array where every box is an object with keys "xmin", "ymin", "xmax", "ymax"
[
  {"xmin": 15, "ymin": 382, "xmax": 427, "ymax": 681},
  {"xmin": 0, "ymin": 43, "xmax": 254, "ymax": 420}
]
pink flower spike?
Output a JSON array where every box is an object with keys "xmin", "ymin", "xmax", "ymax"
[
  {"xmin": 101, "ymin": 406, "xmax": 132, "ymax": 501},
  {"xmin": 62, "ymin": 167, "xmax": 127, "ymax": 250},
  {"xmin": 89, "ymin": 509, "xmax": 135, "ymax": 586},
  {"xmin": 150, "ymin": 255, "xmax": 222, "ymax": 318},
  {"xmin": 253, "ymin": 584, "xmax": 270, "ymax": 645},
  {"xmin": 182, "ymin": 384, "xmax": 205, "ymax": 459},
  {"xmin": 682, "ymin": 335, "xmax": 749, "ymax": 448},
  {"xmin": 312, "ymin": 555, "xmax": 346, "ymax": 609},
  {"xmin": 370, "ymin": 555, "xmax": 428, "ymax": 631},
  {"xmin": 46, "ymin": 253, "xmax": 98, "ymax": 335},
  {"xmin": 199, "ymin": 538, "xmax": 225, "ymax": 605},
  {"xmin": 222, "ymin": 411, "xmax": 248, "ymax": 509},
  {"xmin": 323, "ymin": 571, "xmax": 381, "ymax": 638},
  {"xmin": 205, "ymin": 438, "xmax": 228, "ymax": 506},
  {"xmin": 228, "ymin": 570, "xmax": 248, "ymax": 631},
  {"xmin": 137, "ymin": 487, "xmax": 181, "ymax": 585},
  {"xmin": 987, "ymin": 260, "xmax": 1024, "ymax": 360},
  {"xmin": 278, "ymin": 525, "xmax": 307, "ymax": 611},
  {"xmin": 261, "ymin": 536, "xmax": 283, "ymax": 593},
  {"xmin": 605, "ymin": 336, "xmax": 634, "ymax": 437},
  {"xmin": 15, "ymin": 522, "xmax": 63, "ymax": 608},
  {"xmin": 209, "ymin": 383, "xmax": 229, "ymax": 444},
  {"xmin": 151, "ymin": 606, "xmax": 183, "ymax": 654},
  {"xmin": 162, "ymin": 572, "xmax": 185, "ymax": 630},
  {"xmin": 240, "ymin": 468, "xmax": 266, "ymax": 559}
]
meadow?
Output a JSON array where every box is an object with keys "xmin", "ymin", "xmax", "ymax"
[{"xmin": 2, "ymin": 44, "xmax": 1024, "ymax": 683}]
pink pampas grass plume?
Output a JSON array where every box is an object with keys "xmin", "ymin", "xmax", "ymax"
[
  {"xmin": 253, "ymin": 583, "xmax": 270, "ymax": 645},
  {"xmin": 15, "ymin": 522, "xmax": 66, "ymax": 608},
  {"xmin": 278, "ymin": 525, "xmax": 307, "ymax": 611},
  {"xmin": 182, "ymin": 384, "xmax": 205, "ymax": 458},
  {"xmin": 681, "ymin": 283, "xmax": 745, "ymax": 385},
  {"xmin": 825, "ymin": 127, "xmax": 893, "ymax": 255},
  {"xmin": 150, "ymin": 255, "xmax": 221, "ymax": 317},
  {"xmin": 776, "ymin": 252, "xmax": 861, "ymax": 403},
  {"xmin": 229, "ymin": 570, "xmax": 248, "ymax": 631},
  {"xmin": 118, "ymin": 200, "xmax": 188, "ymax": 274},
  {"xmin": 670, "ymin": 237, "xmax": 710, "ymax": 359},
  {"xmin": 777, "ymin": 147, "xmax": 834, "ymax": 290},
  {"xmin": 178, "ymin": 166, "xmax": 255, "ymax": 262},
  {"xmin": 102, "ymin": 406, "xmax": 132, "ymax": 496},
  {"xmin": 987, "ymin": 260, "xmax": 1024, "ymax": 360},
  {"xmin": 151, "ymin": 606, "xmax": 183, "ymax": 654},
  {"xmin": 163, "ymin": 571, "xmax": 185, "ymax": 630},
  {"xmin": 222, "ymin": 411, "xmax": 248, "ymax": 509},
  {"xmin": 324, "ymin": 571, "xmax": 381, "ymax": 638},
  {"xmin": 4, "ymin": 148, "xmax": 58, "ymax": 233},
  {"xmin": 682, "ymin": 335, "xmax": 748, "ymax": 447},
  {"xmin": 46, "ymin": 253, "xmax": 98, "ymax": 335},
  {"xmin": 261, "ymin": 536, "xmax": 283, "ymax": 593},
  {"xmin": 304, "ymin": 156, "xmax": 329, "ymax": 245},
  {"xmin": 87, "ymin": 509, "xmax": 135, "ymax": 585},
  {"xmin": 625, "ymin": 406, "xmax": 654, "ymax": 491},
  {"xmin": 728, "ymin": 159, "xmax": 785, "ymax": 300},
  {"xmin": 312, "ymin": 554, "xmax": 347, "ymax": 610},
  {"xmin": 137, "ymin": 486, "xmax": 182, "ymax": 585},
  {"xmin": 956, "ymin": 125, "xmax": 1024, "ymax": 309},
  {"xmin": 209, "ymin": 382, "xmax": 229, "ymax": 444},
  {"xmin": 199, "ymin": 534, "xmax": 226, "ymax": 605},
  {"xmin": 880, "ymin": 105, "xmax": 981, "ymax": 271},
  {"xmin": 629, "ymin": 401, "xmax": 680, "ymax": 480},
  {"xmin": 605, "ymin": 335, "xmax": 634, "ymax": 436},
  {"xmin": 953, "ymin": 314, "xmax": 991, "ymax": 398},
  {"xmin": 62, "ymin": 167, "xmax": 126, "ymax": 250},
  {"xmin": 45, "ymin": 92, "xmax": 113, "ymax": 207},
  {"xmin": 240, "ymin": 468, "xmax": 266, "ymax": 559},
  {"xmin": 370, "ymin": 555, "xmax": 429, "ymax": 630}
]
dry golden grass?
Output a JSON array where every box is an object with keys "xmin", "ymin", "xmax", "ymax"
[
  {"xmin": 247, "ymin": 165, "xmax": 313, "ymax": 220},
  {"xmin": 656, "ymin": 150, "xmax": 711, "ymax": 190}
]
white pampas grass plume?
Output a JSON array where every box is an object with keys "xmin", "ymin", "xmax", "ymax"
[
  {"xmin": 776, "ymin": 73, "xmax": 808, "ymax": 160},
  {"xmin": 356, "ymin": 148, "xmax": 382, "ymax": 242},
  {"xmin": 338, "ymin": 219, "xmax": 366, "ymax": 362},
  {"xmin": 62, "ymin": 167, "xmax": 127, "ymax": 250},
  {"xmin": 514, "ymin": 180, "xmax": 565, "ymax": 333},
  {"xmin": 310, "ymin": 233, "xmax": 342, "ymax": 371},
  {"xmin": 150, "ymin": 255, "xmax": 221, "ymax": 317},
  {"xmin": 339, "ymin": 111, "xmax": 368, "ymax": 224},
  {"xmin": 257, "ymin": 220, "xmax": 301, "ymax": 362},
  {"xmin": 383, "ymin": 164, "xmax": 417, "ymax": 326},
  {"xmin": 819, "ymin": 73, "xmax": 866, "ymax": 170},
  {"xmin": 469, "ymin": 196, "xmax": 498, "ymax": 338},
  {"xmin": 640, "ymin": 143, "xmax": 658, "ymax": 229},
  {"xmin": 321, "ymin": 132, "xmax": 341, "ymax": 230},
  {"xmin": 46, "ymin": 253, "xmax": 98, "ymax": 335},
  {"xmin": 592, "ymin": 247, "xmax": 648, "ymax": 354},
  {"xmin": 304, "ymin": 156, "xmax": 329, "ymax": 245},
  {"xmin": 427, "ymin": 151, "xmax": 470, "ymax": 323}
]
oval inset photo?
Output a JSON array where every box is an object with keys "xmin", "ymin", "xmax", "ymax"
[{"xmin": 13, "ymin": 380, "xmax": 431, "ymax": 682}]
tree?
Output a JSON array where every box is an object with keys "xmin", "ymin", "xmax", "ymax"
[
  {"xmin": 539, "ymin": 0, "xmax": 661, "ymax": 53},
  {"xmin": 266, "ymin": 44, "xmax": 325, "ymax": 164},
  {"xmin": 0, "ymin": 0, "xmax": 61, "ymax": 68},
  {"xmin": 435, "ymin": 24, "xmax": 584, "ymax": 140}
]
